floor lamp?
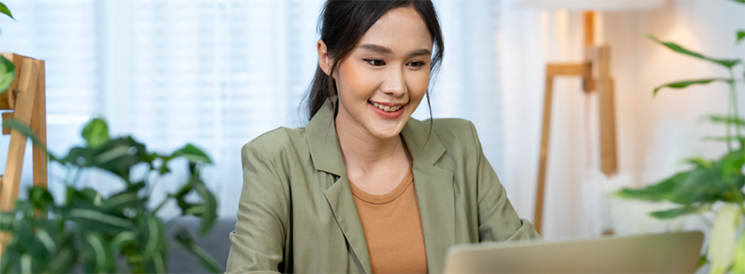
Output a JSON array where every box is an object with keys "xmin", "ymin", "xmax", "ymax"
[{"xmin": 517, "ymin": 0, "xmax": 666, "ymax": 234}]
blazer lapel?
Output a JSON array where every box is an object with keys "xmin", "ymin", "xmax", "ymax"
[
  {"xmin": 402, "ymin": 120, "xmax": 455, "ymax": 273},
  {"xmin": 324, "ymin": 174, "xmax": 372, "ymax": 274},
  {"xmin": 308, "ymin": 99, "xmax": 371, "ymax": 273}
]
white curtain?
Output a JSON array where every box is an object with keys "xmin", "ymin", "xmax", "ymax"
[{"xmin": 0, "ymin": 0, "xmax": 512, "ymax": 220}]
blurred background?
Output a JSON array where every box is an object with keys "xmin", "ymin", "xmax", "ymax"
[{"xmin": 0, "ymin": 0, "xmax": 743, "ymax": 241}]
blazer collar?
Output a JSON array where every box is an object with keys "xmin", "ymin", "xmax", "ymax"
[{"xmin": 306, "ymin": 98, "xmax": 447, "ymax": 174}]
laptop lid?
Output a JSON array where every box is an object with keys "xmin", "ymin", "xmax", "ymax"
[{"xmin": 443, "ymin": 231, "xmax": 704, "ymax": 273}]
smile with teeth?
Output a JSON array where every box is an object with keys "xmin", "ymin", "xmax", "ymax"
[{"xmin": 370, "ymin": 101, "xmax": 403, "ymax": 112}]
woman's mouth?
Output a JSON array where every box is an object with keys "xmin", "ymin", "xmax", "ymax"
[{"xmin": 368, "ymin": 101, "xmax": 406, "ymax": 118}]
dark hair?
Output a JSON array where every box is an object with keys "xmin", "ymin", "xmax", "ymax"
[{"xmin": 304, "ymin": 0, "xmax": 444, "ymax": 120}]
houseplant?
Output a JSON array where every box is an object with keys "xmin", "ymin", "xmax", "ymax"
[
  {"xmin": 0, "ymin": 118, "xmax": 221, "ymax": 273},
  {"xmin": 617, "ymin": 1, "xmax": 745, "ymax": 273}
]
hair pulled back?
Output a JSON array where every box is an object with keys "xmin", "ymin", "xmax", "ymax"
[{"xmin": 305, "ymin": 0, "xmax": 444, "ymax": 120}]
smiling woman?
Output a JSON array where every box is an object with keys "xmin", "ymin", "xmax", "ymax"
[{"xmin": 225, "ymin": 1, "xmax": 541, "ymax": 273}]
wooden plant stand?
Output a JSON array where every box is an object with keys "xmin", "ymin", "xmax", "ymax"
[
  {"xmin": 534, "ymin": 12, "xmax": 618, "ymax": 234},
  {"xmin": 0, "ymin": 53, "xmax": 47, "ymax": 257}
]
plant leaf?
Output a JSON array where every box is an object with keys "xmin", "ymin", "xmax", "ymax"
[
  {"xmin": 173, "ymin": 229, "xmax": 222, "ymax": 273},
  {"xmin": 647, "ymin": 34, "xmax": 741, "ymax": 68},
  {"xmin": 171, "ymin": 144, "xmax": 212, "ymax": 164},
  {"xmin": 138, "ymin": 213, "xmax": 165, "ymax": 260},
  {"xmin": 194, "ymin": 179, "xmax": 217, "ymax": 236},
  {"xmin": 617, "ymin": 158, "xmax": 745, "ymax": 204},
  {"xmin": 738, "ymin": 30, "xmax": 745, "ymax": 44},
  {"xmin": 649, "ymin": 205, "xmax": 702, "ymax": 219},
  {"xmin": 84, "ymin": 232, "xmax": 116, "ymax": 273},
  {"xmin": 82, "ymin": 118, "xmax": 110, "ymax": 149},
  {"xmin": 0, "ymin": 2, "xmax": 13, "ymax": 20},
  {"xmin": 2, "ymin": 119, "xmax": 47, "ymax": 154},
  {"xmin": 653, "ymin": 78, "xmax": 731, "ymax": 96},
  {"xmin": 731, "ymin": 234, "xmax": 745, "ymax": 273},
  {"xmin": 702, "ymin": 136, "xmax": 745, "ymax": 142},
  {"xmin": 709, "ymin": 115, "xmax": 745, "ymax": 127},
  {"xmin": 731, "ymin": 0, "xmax": 745, "ymax": 4},
  {"xmin": 698, "ymin": 253, "xmax": 708, "ymax": 268},
  {"xmin": 0, "ymin": 54, "xmax": 15, "ymax": 93},
  {"xmin": 708, "ymin": 205, "xmax": 740, "ymax": 274}
]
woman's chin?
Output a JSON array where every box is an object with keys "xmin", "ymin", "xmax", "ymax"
[{"xmin": 368, "ymin": 123, "xmax": 406, "ymax": 140}]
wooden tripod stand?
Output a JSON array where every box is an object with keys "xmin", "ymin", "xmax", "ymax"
[{"xmin": 533, "ymin": 12, "xmax": 618, "ymax": 234}]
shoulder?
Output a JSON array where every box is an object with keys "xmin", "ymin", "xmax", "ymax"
[
  {"xmin": 241, "ymin": 126, "xmax": 308, "ymax": 165},
  {"xmin": 407, "ymin": 117, "xmax": 479, "ymax": 147}
]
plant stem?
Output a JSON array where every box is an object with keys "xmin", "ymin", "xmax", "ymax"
[
  {"xmin": 727, "ymin": 89, "xmax": 734, "ymax": 152},
  {"xmin": 729, "ymin": 69, "xmax": 742, "ymax": 148}
]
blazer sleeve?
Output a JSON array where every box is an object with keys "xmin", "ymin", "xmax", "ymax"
[
  {"xmin": 225, "ymin": 143, "xmax": 288, "ymax": 274},
  {"xmin": 469, "ymin": 122, "xmax": 542, "ymax": 242}
]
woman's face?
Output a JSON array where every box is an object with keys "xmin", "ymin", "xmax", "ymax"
[{"xmin": 320, "ymin": 6, "xmax": 433, "ymax": 140}]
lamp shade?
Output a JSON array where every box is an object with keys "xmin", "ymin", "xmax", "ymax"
[{"xmin": 518, "ymin": 0, "xmax": 666, "ymax": 11}]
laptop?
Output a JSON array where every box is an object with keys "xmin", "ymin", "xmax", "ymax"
[{"xmin": 443, "ymin": 231, "xmax": 704, "ymax": 273}]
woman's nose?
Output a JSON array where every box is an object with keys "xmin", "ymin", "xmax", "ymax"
[{"xmin": 380, "ymin": 67, "xmax": 406, "ymax": 97}]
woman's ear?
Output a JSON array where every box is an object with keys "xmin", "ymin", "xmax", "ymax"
[{"xmin": 317, "ymin": 39, "xmax": 332, "ymax": 76}]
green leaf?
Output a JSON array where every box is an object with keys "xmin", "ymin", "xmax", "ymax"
[
  {"xmin": 173, "ymin": 229, "xmax": 222, "ymax": 273},
  {"xmin": 194, "ymin": 179, "xmax": 217, "ymax": 236},
  {"xmin": 617, "ymin": 158, "xmax": 745, "ymax": 204},
  {"xmin": 653, "ymin": 78, "xmax": 731, "ymax": 96},
  {"xmin": 731, "ymin": 234, "xmax": 745, "ymax": 273},
  {"xmin": 138, "ymin": 213, "xmax": 165, "ymax": 260},
  {"xmin": 171, "ymin": 144, "xmax": 212, "ymax": 164},
  {"xmin": 647, "ymin": 34, "xmax": 741, "ymax": 68},
  {"xmin": 63, "ymin": 206, "xmax": 134, "ymax": 236},
  {"xmin": 709, "ymin": 115, "xmax": 745, "ymax": 127},
  {"xmin": 708, "ymin": 205, "xmax": 740, "ymax": 274},
  {"xmin": 144, "ymin": 252, "xmax": 167, "ymax": 274},
  {"xmin": 0, "ymin": 54, "xmax": 15, "ymax": 93},
  {"xmin": 698, "ymin": 253, "xmax": 708, "ymax": 268},
  {"xmin": 731, "ymin": 0, "xmax": 745, "ymax": 4},
  {"xmin": 0, "ymin": 3, "xmax": 13, "ymax": 20},
  {"xmin": 46, "ymin": 245, "xmax": 75, "ymax": 273},
  {"xmin": 84, "ymin": 232, "xmax": 116, "ymax": 273},
  {"xmin": 109, "ymin": 231, "xmax": 137, "ymax": 250},
  {"xmin": 82, "ymin": 118, "xmax": 110, "ymax": 149},
  {"xmin": 649, "ymin": 206, "xmax": 702, "ymax": 219},
  {"xmin": 701, "ymin": 136, "xmax": 745, "ymax": 143},
  {"xmin": 685, "ymin": 157, "xmax": 713, "ymax": 168},
  {"xmin": 99, "ymin": 182, "xmax": 146, "ymax": 213},
  {"xmin": 2, "ymin": 119, "xmax": 47, "ymax": 154},
  {"xmin": 737, "ymin": 30, "xmax": 745, "ymax": 44}
]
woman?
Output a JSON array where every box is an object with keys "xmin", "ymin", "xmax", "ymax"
[{"xmin": 226, "ymin": 1, "xmax": 541, "ymax": 273}]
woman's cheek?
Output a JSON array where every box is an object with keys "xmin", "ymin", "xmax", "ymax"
[{"xmin": 408, "ymin": 73, "xmax": 430, "ymax": 101}]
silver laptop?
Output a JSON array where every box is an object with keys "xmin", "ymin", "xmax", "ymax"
[{"xmin": 443, "ymin": 231, "xmax": 704, "ymax": 273}]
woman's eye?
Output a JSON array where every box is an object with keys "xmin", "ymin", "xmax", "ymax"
[
  {"xmin": 408, "ymin": 61, "xmax": 426, "ymax": 68},
  {"xmin": 364, "ymin": 59, "xmax": 385, "ymax": 66}
]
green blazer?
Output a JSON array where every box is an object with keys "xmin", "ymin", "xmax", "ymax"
[{"xmin": 226, "ymin": 99, "xmax": 541, "ymax": 273}]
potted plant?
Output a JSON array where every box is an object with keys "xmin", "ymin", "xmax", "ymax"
[
  {"xmin": 0, "ymin": 118, "xmax": 222, "ymax": 273},
  {"xmin": 617, "ymin": 1, "xmax": 745, "ymax": 273}
]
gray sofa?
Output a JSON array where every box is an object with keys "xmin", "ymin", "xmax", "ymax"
[{"xmin": 166, "ymin": 217, "xmax": 237, "ymax": 273}]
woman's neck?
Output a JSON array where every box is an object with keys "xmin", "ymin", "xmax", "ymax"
[{"xmin": 335, "ymin": 115, "xmax": 407, "ymax": 175}]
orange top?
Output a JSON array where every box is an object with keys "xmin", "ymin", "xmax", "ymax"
[{"xmin": 349, "ymin": 170, "xmax": 428, "ymax": 274}]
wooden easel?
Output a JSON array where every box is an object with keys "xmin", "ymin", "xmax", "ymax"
[
  {"xmin": 534, "ymin": 12, "xmax": 618, "ymax": 234},
  {"xmin": 0, "ymin": 53, "xmax": 47, "ymax": 256}
]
